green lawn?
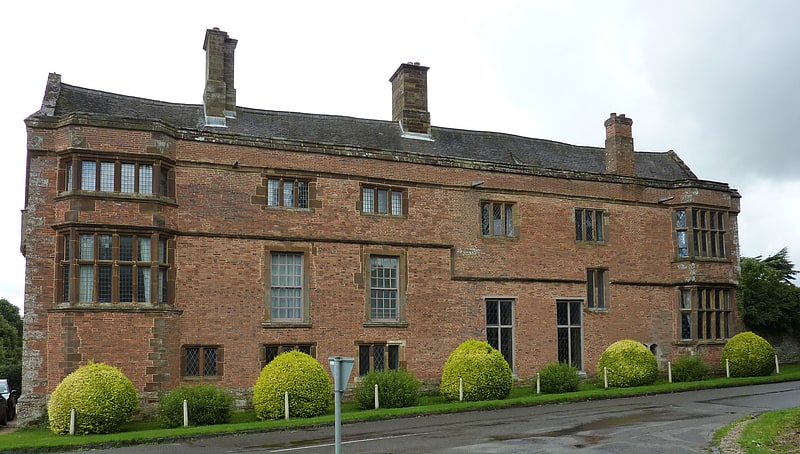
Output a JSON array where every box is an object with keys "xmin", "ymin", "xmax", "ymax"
[{"xmin": 3, "ymin": 365, "xmax": 800, "ymax": 453}]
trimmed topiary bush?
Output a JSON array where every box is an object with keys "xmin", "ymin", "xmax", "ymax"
[
  {"xmin": 597, "ymin": 340, "xmax": 658, "ymax": 388},
  {"xmin": 158, "ymin": 384, "xmax": 234, "ymax": 428},
  {"xmin": 47, "ymin": 362, "xmax": 138, "ymax": 435},
  {"xmin": 538, "ymin": 361, "xmax": 581, "ymax": 394},
  {"xmin": 671, "ymin": 354, "xmax": 711, "ymax": 382},
  {"xmin": 253, "ymin": 350, "xmax": 332, "ymax": 420},
  {"xmin": 721, "ymin": 331, "xmax": 776, "ymax": 377},
  {"xmin": 354, "ymin": 369, "xmax": 421, "ymax": 409},
  {"xmin": 440, "ymin": 340, "xmax": 512, "ymax": 402}
]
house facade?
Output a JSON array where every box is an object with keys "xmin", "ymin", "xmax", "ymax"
[{"xmin": 19, "ymin": 28, "xmax": 741, "ymax": 424}]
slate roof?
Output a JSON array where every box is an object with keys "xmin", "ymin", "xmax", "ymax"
[{"xmin": 33, "ymin": 77, "xmax": 697, "ymax": 182}]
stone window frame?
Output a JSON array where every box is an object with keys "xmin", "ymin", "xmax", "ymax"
[
  {"xmin": 574, "ymin": 207, "xmax": 607, "ymax": 243},
  {"xmin": 357, "ymin": 342, "xmax": 403, "ymax": 376},
  {"xmin": 55, "ymin": 229, "xmax": 173, "ymax": 307},
  {"xmin": 361, "ymin": 247, "xmax": 408, "ymax": 327},
  {"xmin": 261, "ymin": 343, "xmax": 317, "ymax": 368},
  {"xmin": 266, "ymin": 177, "xmax": 311, "ymax": 209},
  {"xmin": 556, "ymin": 299, "xmax": 584, "ymax": 370},
  {"xmin": 480, "ymin": 200, "xmax": 518, "ymax": 238},
  {"xmin": 59, "ymin": 152, "xmax": 175, "ymax": 200},
  {"xmin": 677, "ymin": 287, "xmax": 732, "ymax": 342},
  {"xmin": 181, "ymin": 345, "xmax": 223, "ymax": 380},
  {"xmin": 359, "ymin": 184, "xmax": 408, "ymax": 217},
  {"xmin": 262, "ymin": 245, "xmax": 312, "ymax": 328},
  {"xmin": 485, "ymin": 297, "xmax": 515, "ymax": 371},
  {"xmin": 586, "ymin": 268, "xmax": 609, "ymax": 310},
  {"xmin": 673, "ymin": 207, "xmax": 727, "ymax": 260}
]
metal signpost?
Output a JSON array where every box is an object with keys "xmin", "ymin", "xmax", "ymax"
[{"xmin": 328, "ymin": 356, "xmax": 354, "ymax": 454}]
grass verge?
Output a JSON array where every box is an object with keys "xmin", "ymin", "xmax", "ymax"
[{"xmin": 3, "ymin": 364, "xmax": 800, "ymax": 453}]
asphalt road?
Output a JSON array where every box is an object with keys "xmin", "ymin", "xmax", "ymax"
[{"xmin": 69, "ymin": 381, "xmax": 800, "ymax": 454}]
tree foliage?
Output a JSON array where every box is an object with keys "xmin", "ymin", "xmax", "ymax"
[
  {"xmin": 0, "ymin": 298, "xmax": 22, "ymax": 365},
  {"xmin": 738, "ymin": 248, "xmax": 800, "ymax": 333}
]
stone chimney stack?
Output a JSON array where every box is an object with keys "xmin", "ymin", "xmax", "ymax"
[
  {"xmin": 203, "ymin": 28, "xmax": 237, "ymax": 126},
  {"xmin": 604, "ymin": 113, "xmax": 635, "ymax": 176},
  {"xmin": 390, "ymin": 62, "xmax": 431, "ymax": 136}
]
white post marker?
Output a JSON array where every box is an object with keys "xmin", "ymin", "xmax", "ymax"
[
  {"xmin": 284, "ymin": 391, "xmax": 290, "ymax": 420},
  {"xmin": 329, "ymin": 356, "xmax": 355, "ymax": 454},
  {"xmin": 668, "ymin": 361, "xmax": 672, "ymax": 383},
  {"xmin": 536, "ymin": 372, "xmax": 541, "ymax": 395},
  {"xmin": 183, "ymin": 399, "xmax": 189, "ymax": 427},
  {"xmin": 726, "ymin": 358, "xmax": 730, "ymax": 378},
  {"xmin": 459, "ymin": 378, "xmax": 464, "ymax": 401},
  {"xmin": 374, "ymin": 383, "xmax": 379, "ymax": 409},
  {"xmin": 70, "ymin": 408, "xmax": 76, "ymax": 435},
  {"xmin": 775, "ymin": 355, "xmax": 780, "ymax": 374},
  {"xmin": 604, "ymin": 367, "xmax": 609, "ymax": 389}
]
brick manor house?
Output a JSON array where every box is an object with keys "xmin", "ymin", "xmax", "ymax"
[{"xmin": 20, "ymin": 28, "xmax": 741, "ymax": 423}]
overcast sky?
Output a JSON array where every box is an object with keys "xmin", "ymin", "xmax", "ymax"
[{"xmin": 4, "ymin": 1, "xmax": 799, "ymax": 312}]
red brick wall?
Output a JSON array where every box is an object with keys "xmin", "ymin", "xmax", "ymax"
[{"xmin": 21, "ymin": 122, "xmax": 741, "ymax": 422}]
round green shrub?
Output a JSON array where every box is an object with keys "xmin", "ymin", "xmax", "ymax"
[
  {"xmin": 354, "ymin": 369, "xmax": 421, "ymax": 409},
  {"xmin": 538, "ymin": 361, "xmax": 581, "ymax": 394},
  {"xmin": 157, "ymin": 384, "xmax": 234, "ymax": 428},
  {"xmin": 253, "ymin": 350, "xmax": 332, "ymax": 420},
  {"xmin": 671, "ymin": 354, "xmax": 710, "ymax": 382},
  {"xmin": 47, "ymin": 362, "xmax": 139, "ymax": 435},
  {"xmin": 596, "ymin": 340, "xmax": 658, "ymax": 388},
  {"xmin": 721, "ymin": 331, "xmax": 776, "ymax": 377},
  {"xmin": 440, "ymin": 340, "xmax": 512, "ymax": 402}
]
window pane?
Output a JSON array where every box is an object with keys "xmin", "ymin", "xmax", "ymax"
[
  {"xmin": 481, "ymin": 202, "xmax": 490, "ymax": 235},
  {"xmin": 265, "ymin": 346, "xmax": 279, "ymax": 365},
  {"xmin": 267, "ymin": 179, "xmax": 279, "ymax": 206},
  {"xmin": 505, "ymin": 204, "xmax": 514, "ymax": 236},
  {"xmin": 283, "ymin": 181, "xmax": 295, "ymax": 207},
  {"xmin": 595, "ymin": 211, "xmax": 604, "ymax": 241},
  {"xmin": 298, "ymin": 181, "xmax": 309, "ymax": 208},
  {"xmin": 676, "ymin": 210, "xmax": 686, "ymax": 228},
  {"xmin": 100, "ymin": 162, "xmax": 115, "ymax": 192},
  {"xmin": 500, "ymin": 300, "xmax": 513, "ymax": 325},
  {"xmin": 119, "ymin": 236, "xmax": 133, "ymax": 261},
  {"xmin": 388, "ymin": 345, "xmax": 399, "ymax": 370},
  {"xmin": 587, "ymin": 270, "xmax": 595, "ymax": 308},
  {"xmin": 677, "ymin": 231, "xmax": 688, "ymax": 257},
  {"xmin": 79, "ymin": 234, "xmax": 94, "ymax": 260},
  {"xmin": 158, "ymin": 268, "xmax": 167, "ymax": 304},
  {"xmin": 81, "ymin": 161, "xmax": 96, "ymax": 191},
  {"xmin": 681, "ymin": 313, "xmax": 692, "ymax": 340},
  {"xmin": 575, "ymin": 209, "xmax": 583, "ymax": 240},
  {"xmin": 203, "ymin": 348, "xmax": 217, "ymax": 376},
  {"xmin": 138, "ymin": 267, "xmax": 150, "ymax": 302},
  {"xmin": 139, "ymin": 165, "xmax": 153, "ymax": 194},
  {"xmin": 98, "ymin": 266, "xmax": 112, "ymax": 302},
  {"xmin": 377, "ymin": 189, "xmax": 388, "ymax": 214},
  {"xmin": 79, "ymin": 265, "xmax": 93, "ymax": 302},
  {"xmin": 569, "ymin": 328, "xmax": 582, "ymax": 369},
  {"xmin": 362, "ymin": 188, "xmax": 374, "ymax": 213},
  {"xmin": 159, "ymin": 239, "xmax": 167, "ymax": 263},
  {"xmin": 359, "ymin": 345, "xmax": 371, "ymax": 376},
  {"xmin": 374, "ymin": 345, "xmax": 385, "ymax": 371},
  {"xmin": 570, "ymin": 301, "xmax": 582, "ymax": 325},
  {"xmin": 138, "ymin": 237, "xmax": 151, "ymax": 261},
  {"xmin": 120, "ymin": 265, "xmax": 133, "ymax": 302},
  {"xmin": 391, "ymin": 191, "xmax": 402, "ymax": 216},
  {"xmin": 501, "ymin": 327, "xmax": 513, "ymax": 369},
  {"xmin": 557, "ymin": 327, "xmax": 569, "ymax": 362},
  {"xmin": 65, "ymin": 161, "xmax": 73, "ymax": 191},
  {"xmin": 121, "ymin": 163, "xmax": 135, "ymax": 193},
  {"xmin": 585, "ymin": 211, "xmax": 593, "ymax": 241},
  {"xmin": 63, "ymin": 264, "xmax": 70, "ymax": 302},
  {"xmin": 185, "ymin": 348, "xmax": 200, "ymax": 376},
  {"xmin": 98, "ymin": 235, "xmax": 112, "ymax": 260},
  {"xmin": 486, "ymin": 300, "xmax": 498, "ymax": 325},
  {"xmin": 556, "ymin": 302, "xmax": 568, "ymax": 326},
  {"xmin": 487, "ymin": 327, "xmax": 499, "ymax": 350},
  {"xmin": 493, "ymin": 203, "xmax": 502, "ymax": 235},
  {"xmin": 160, "ymin": 167, "xmax": 170, "ymax": 197}
]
